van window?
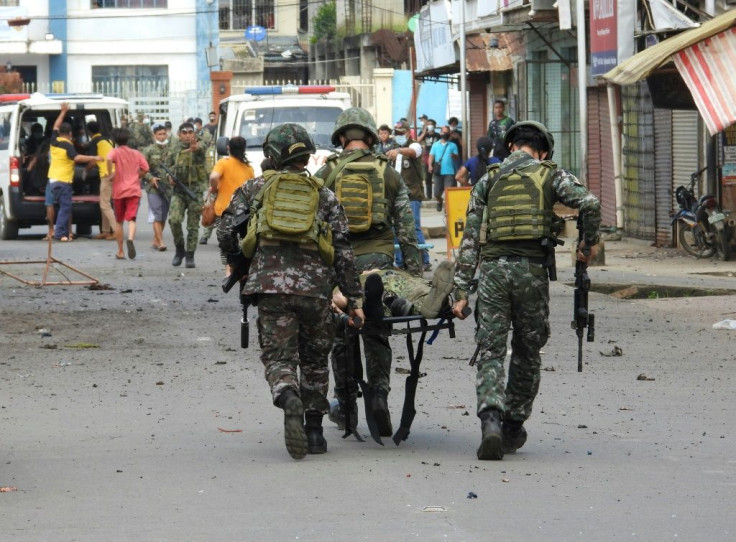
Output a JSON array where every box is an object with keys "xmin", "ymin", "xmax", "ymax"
[
  {"xmin": 0, "ymin": 111, "xmax": 11, "ymax": 151},
  {"xmin": 238, "ymin": 106, "xmax": 343, "ymax": 150}
]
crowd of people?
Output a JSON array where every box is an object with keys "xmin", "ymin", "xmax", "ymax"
[
  {"xmin": 40, "ymin": 105, "xmax": 221, "ymax": 267},
  {"xmin": 38, "ymin": 100, "xmax": 602, "ymax": 463}
]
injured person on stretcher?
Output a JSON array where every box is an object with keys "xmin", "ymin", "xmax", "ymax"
[{"xmin": 332, "ymin": 261, "xmax": 457, "ymax": 320}]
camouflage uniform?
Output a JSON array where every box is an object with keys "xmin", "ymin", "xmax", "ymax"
[
  {"xmin": 141, "ymin": 142, "xmax": 172, "ymax": 198},
  {"xmin": 454, "ymin": 149, "xmax": 601, "ymax": 424},
  {"xmin": 314, "ymin": 108, "xmax": 422, "ymax": 420},
  {"xmin": 166, "ymin": 139, "xmax": 208, "ymax": 252},
  {"xmin": 128, "ymin": 121, "xmax": 154, "ymax": 150},
  {"xmin": 218, "ymin": 171, "xmax": 362, "ymax": 414}
]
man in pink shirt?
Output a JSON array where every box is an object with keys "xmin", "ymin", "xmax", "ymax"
[{"xmin": 106, "ymin": 129, "xmax": 149, "ymax": 260}]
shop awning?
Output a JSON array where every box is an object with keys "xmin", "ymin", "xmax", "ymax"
[
  {"xmin": 602, "ymin": 9, "xmax": 736, "ymax": 85},
  {"xmin": 603, "ymin": 9, "xmax": 736, "ymax": 134}
]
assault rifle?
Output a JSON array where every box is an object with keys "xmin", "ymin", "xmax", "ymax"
[
  {"xmin": 571, "ymin": 218, "xmax": 595, "ymax": 372},
  {"xmin": 160, "ymin": 163, "xmax": 199, "ymax": 202}
]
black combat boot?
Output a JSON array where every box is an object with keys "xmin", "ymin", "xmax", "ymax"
[
  {"xmin": 278, "ymin": 389, "xmax": 307, "ymax": 460},
  {"xmin": 477, "ymin": 409, "xmax": 504, "ymax": 460},
  {"xmin": 171, "ymin": 245, "xmax": 185, "ymax": 267},
  {"xmin": 305, "ymin": 411, "xmax": 327, "ymax": 454},
  {"xmin": 371, "ymin": 387, "xmax": 393, "ymax": 437},
  {"xmin": 185, "ymin": 251, "xmax": 195, "ymax": 268},
  {"xmin": 502, "ymin": 420, "xmax": 528, "ymax": 454},
  {"xmin": 364, "ymin": 273, "xmax": 385, "ymax": 320}
]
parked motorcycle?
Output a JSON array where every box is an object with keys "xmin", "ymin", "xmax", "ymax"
[{"xmin": 672, "ymin": 167, "xmax": 731, "ymax": 261}]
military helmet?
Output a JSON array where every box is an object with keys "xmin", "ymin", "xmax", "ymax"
[
  {"xmin": 262, "ymin": 123, "xmax": 316, "ymax": 168},
  {"xmin": 503, "ymin": 120, "xmax": 555, "ymax": 157},
  {"xmin": 331, "ymin": 107, "xmax": 379, "ymax": 147}
]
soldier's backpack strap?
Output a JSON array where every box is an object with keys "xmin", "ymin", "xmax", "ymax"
[{"xmin": 323, "ymin": 149, "xmax": 372, "ymax": 189}]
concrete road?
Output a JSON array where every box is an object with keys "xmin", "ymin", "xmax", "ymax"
[{"xmin": 1, "ymin": 202, "xmax": 735, "ymax": 541}]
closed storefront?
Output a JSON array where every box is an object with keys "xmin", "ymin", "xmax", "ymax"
[{"xmin": 587, "ymin": 87, "xmax": 617, "ymax": 228}]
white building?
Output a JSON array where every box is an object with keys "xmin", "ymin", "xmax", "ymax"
[{"xmin": 1, "ymin": 0, "xmax": 219, "ymax": 121}]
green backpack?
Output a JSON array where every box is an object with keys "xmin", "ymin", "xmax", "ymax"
[
  {"xmin": 483, "ymin": 159, "xmax": 557, "ymax": 243},
  {"xmin": 240, "ymin": 170, "xmax": 334, "ymax": 265},
  {"xmin": 325, "ymin": 152, "xmax": 390, "ymax": 234}
]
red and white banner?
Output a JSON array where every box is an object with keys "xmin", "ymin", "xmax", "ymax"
[{"xmin": 673, "ymin": 27, "xmax": 736, "ymax": 135}]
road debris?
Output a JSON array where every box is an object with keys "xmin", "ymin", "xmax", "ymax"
[
  {"xmin": 600, "ymin": 346, "xmax": 623, "ymax": 357},
  {"xmin": 64, "ymin": 343, "xmax": 100, "ymax": 349},
  {"xmin": 0, "ymin": 486, "xmax": 18, "ymax": 492},
  {"xmin": 467, "ymin": 491, "xmax": 478, "ymax": 499},
  {"xmin": 712, "ymin": 319, "xmax": 736, "ymax": 330},
  {"xmin": 637, "ymin": 373, "xmax": 655, "ymax": 381},
  {"xmin": 217, "ymin": 428, "xmax": 243, "ymax": 433}
]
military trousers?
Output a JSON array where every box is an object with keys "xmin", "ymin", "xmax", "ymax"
[
  {"xmin": 474, "ymin": 257, "xmax": 550, "ymax": 422},
  {"xmin": 331, "ymin": 253, "xmax": 394, "ymax": 401},
  {"xmin": 168, "ymin": 193, "xmax": 202, "ymax": 252},
  {"xmin": 257, "ymin": 294, "xmax": 334, "ymax": 414}
]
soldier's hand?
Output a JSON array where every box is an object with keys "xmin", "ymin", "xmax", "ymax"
[
  {"xmin": 167, "ymin": 175, "xmax": 175, "ymax": 186},
  {"xmin": 386, "ymin": 149, "xmax": 399, "ymax": 161},
  {"xmin": 151, "ymin": 177, "xmax": 160, "ymax": 189},
  {"xmin": 348, "ymin": 308, "xmax": 365, "ymax": 329},
  {"xmin": 452, "ymin": 299, "xmax": 469, "ymax": 319},
  {"xmin": 576, "ymin": 241, "xmax": 599, "ymax": 264}
]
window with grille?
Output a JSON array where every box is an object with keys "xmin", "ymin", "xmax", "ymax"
[
  {"xmin": 91, "ymin": 0, "xmax": 168, "ymax": 7},
  {"xmin": 219, "ymin": 0, "xmax": 275, "ymax": 30},
  {"xmin": 91, "ymin": 65, "xmax": 168, "ymax": 95}
]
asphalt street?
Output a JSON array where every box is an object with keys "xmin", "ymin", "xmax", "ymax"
[{"xmin": 1, "ymin": 201, "xmax": 735, "ymax": 541}]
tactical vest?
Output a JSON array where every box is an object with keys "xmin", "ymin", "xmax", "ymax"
[
  {"xmin": 484, "ymin": 159, "xmax": 556, "ymax": 242},
  {"xmin": 324, "ymin": 151, "xmax": 390, "ymax": 234},
  {"xmin": 397, "ymin": 140, "xmax": 424, "ymax": 200},
  {"xmin": 240, "ymin": 170, "xmax": 334, "ymax": 265}
]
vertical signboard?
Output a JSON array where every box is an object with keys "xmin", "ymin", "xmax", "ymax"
[
  {"xmin": 590, "ymin": 0, "xmax": 618, "ymax": 76},
  {"xmin": 590, "ymin": 0, "xmax": 634, "ymax": 76}
]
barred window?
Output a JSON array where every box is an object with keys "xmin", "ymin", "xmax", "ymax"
[
  {"xmin": 91, "ymin": 0, "xmax": 168, "ymax": 8},
  {"xmin": 219, "ymin": 0, "xmax": 275, "ymax": 30}
]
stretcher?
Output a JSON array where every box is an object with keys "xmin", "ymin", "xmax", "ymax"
[{"xmin": 342, "ymin": 313, "xmax": 459, "ymax": 446}]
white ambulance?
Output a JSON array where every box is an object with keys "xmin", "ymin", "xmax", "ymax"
[
  {"xmin": 215, "ymin": 85, "xmax": 351, "ymax": 176},
  {"xmin": 0, "ymin": 92, "xmax": 127, "ymax": 240}
]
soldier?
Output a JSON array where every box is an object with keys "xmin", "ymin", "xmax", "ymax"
[
  {"xmin": 141, "ymin": 123, "xmax": 172, "ymax": 251},
  {"xmin": 166, "ymin": 121, "xmax": 208, "ymax": 268},
  {"xmin": 385, "ymin": 120, "xmax": 431, "ymax": 271},
  {"xmin": 218, "ymin": 123, "xmax": 364, "ymax": 459},
  {"xmin": 314, "ymin": 107, "xmax": 422, "ymax": 437},
  {"xmin": 486, "ymin": 100, "xmax": 516, "ymax": 161},
  {"xmin": 451, "ymin": 121, "xmax": 601, "ymax": 460},
  {"xmin": 128, "ymin": 111, "xmax": 154, "ymax": 150}
]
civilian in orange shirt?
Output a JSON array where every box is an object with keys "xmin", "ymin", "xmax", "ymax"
[{"xmin": 206, "ymin": 136, "xmax": 254, "ymax": 271}]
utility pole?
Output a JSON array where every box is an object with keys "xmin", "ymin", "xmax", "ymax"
[{"xmin": 459, "ymin": 0, "xmax": 468, "ymax": 158}]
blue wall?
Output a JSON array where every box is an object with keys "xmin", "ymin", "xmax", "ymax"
[
  {"xmin": 391, "ymin": 70, "xmax": 449, "ymax": 129},
  {"xmin": 196, "ymin": 0, "xmax": 219, "ymax": 92},
  {"xmin": 49, "ymin": 0, "xmax": 67, "ymax": 86}
]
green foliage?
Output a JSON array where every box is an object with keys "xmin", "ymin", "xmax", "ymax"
[{"xmin": 311, "ymin": 0, "xmax": 336, "ymax": 43}]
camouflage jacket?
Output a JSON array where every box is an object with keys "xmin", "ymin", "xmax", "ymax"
[
  {"xmin": 128, "ymin": 122, "xmax": 154, "ymax": 150},
  {"xmin": 218, "ymin": 169, "xmax": 363, "ymax": 305},
  {"xmin": 141, "ymin": 142, "xmax": 172, "ymax": 197},
  {"xmin": 165, "ymin": 139, "xmax": 209, "ymax": 192},
  {"xmin": 454, "ymin": 150, "xmax": 601, "ymax": 295},
  {"xmin": 314, "ymin": 149, "xmax": 422, "ymax": 274}
]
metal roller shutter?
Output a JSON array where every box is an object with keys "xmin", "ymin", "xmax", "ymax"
[
  {"xmin": 671, "ymin": 110, "xmax": 700, "ymax": 201},
  {"xmin": 598, "ymin": 90, "xmax": 616, "ymax": 228}
]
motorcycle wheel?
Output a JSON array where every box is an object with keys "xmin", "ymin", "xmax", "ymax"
[
  {"xmin": 678, "ymin": 223, "xmax": 715, "ymax": 258},
  {"xmin": 713, "ymin": 224, "xmax": 731, "ymax": 261}
]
